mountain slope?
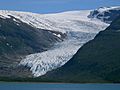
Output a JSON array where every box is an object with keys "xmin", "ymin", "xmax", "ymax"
[
  {"xmin": 0, "ymin": 15, "xmax": 64, "ymax": 78},
  {"xmin": 88, "ymin": 6, "xmax": 120, "ymax": 24},
  {"xmin": 41, "ymin": 15, "xmax": 120, "ymax": 83}
]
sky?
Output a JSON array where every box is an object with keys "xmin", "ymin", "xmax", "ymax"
[{"xmin": 0, "ymin": 0, "xmax": 120, "ymax": 13}]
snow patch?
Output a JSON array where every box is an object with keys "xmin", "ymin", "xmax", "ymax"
[
  {"xmin": 53, "ymin": 33, "xmax": 61, "ymax": 38},
  {"xmin": 97, "ymin": 6, "xmax": 120, "ymax": 13}
]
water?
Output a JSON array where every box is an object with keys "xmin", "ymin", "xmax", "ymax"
[{"xmin": 0, "ymin": 83, "xmax": 120, "ymax": 90}]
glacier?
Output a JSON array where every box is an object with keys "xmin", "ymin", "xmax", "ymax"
[
  {"xmin": 0, "ymin": 9, "xmax": 109, "ymax": 77},
  {"xmin": 20, "ymin": 32, "xmax": 97, "ymax": 77}
]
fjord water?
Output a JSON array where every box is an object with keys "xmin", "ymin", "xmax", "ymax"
[{"xmin": 0, "ymin": 83, "xmax": 120, "ymax": 90}]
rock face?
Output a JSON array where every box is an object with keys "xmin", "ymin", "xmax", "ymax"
[
  {"xmin": 41, "ymin": 15, "xmax": 120, "ymax": 83},
  {"xmin": 88, "ymin": 6, "xmax": 120, "ymax": 24},
  {"xmin": 0, "ymin": 15, "xmax": 65, "ymax": 78}
]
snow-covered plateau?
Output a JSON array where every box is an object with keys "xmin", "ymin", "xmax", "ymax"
[{"xmin": 0, "ymin": 9, "xmax": 109, "ymax": 77}]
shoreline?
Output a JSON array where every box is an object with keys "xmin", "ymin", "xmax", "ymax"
[{"xmin": 0, "ymin": 81, "xmax": 118, "ymax": 84}]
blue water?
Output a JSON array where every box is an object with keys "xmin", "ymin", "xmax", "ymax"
[{"xmin": 0, "ymin": 83, "xmax": 120, "ymax": 90}]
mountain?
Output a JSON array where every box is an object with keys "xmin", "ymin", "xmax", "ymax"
[
  {"xmin": 19, "ymin": 6, "xmax": 120, "ymax": 78},
  {"xmin": 0, "ymin": 6, "xmax": 119, "ymax": 81},
  {"xmin": 0, "ymin": 14, "xmax": 65, "ymax": 78},
  {"xmin": 88, "ymin": 6, "xmax": 120, "ymax": 24},
  {"xmin": 17, "ymin": 10, "xmax": 108, "ymax": 77},
  {"xmin": 0, "ymin": 10, "xmax": 108, "ymax": 78},
  {"xmin": 41, "ymin": 15, "xmax": 120, "ymax": 83}
]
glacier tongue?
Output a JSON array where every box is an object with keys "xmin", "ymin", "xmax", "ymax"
[
  {"xmin": 15, "ymin": 10, "xmax": 109, "ymax": 77},
  {"xmin": 20, "ymin": 32, "xmax": 108, "ymax": 77},
  {"xmin": 19, "ymin": 32, "xmax": 97, "ymax": 77}
]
